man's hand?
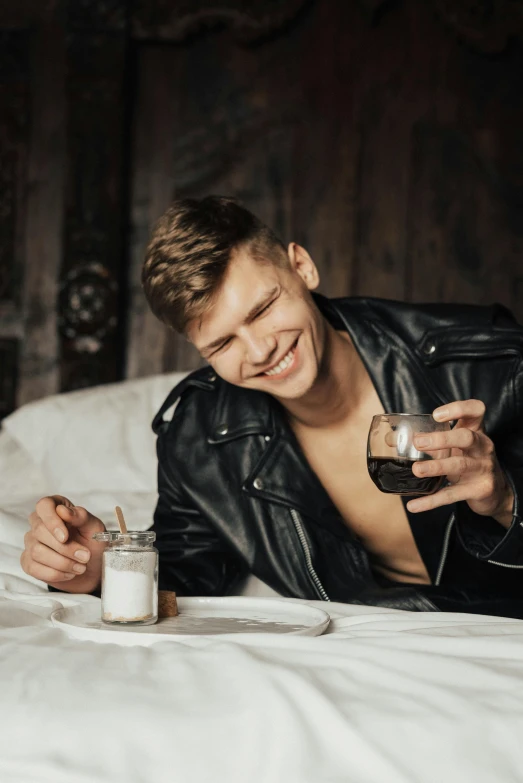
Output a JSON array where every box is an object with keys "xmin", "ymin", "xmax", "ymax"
[
  {"xmin": 406, "ymin": 399, "xmax": 515, "ymax": 528},
  {"xmin": 21, "ymin": 495, "xmax": 107, "ymax": 593}
]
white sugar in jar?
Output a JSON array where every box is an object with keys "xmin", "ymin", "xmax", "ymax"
[{"xmin": 93, "ymin": 531, "xmax": 158, "ymax": 625}]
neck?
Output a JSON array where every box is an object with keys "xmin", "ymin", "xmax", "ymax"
[{"xmin": 282, "ymin": 321, "xmax": 369, "ymax": 429}]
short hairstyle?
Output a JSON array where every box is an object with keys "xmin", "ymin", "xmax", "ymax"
[{"xmin": 142, "ymin": 196, "xmax": 288, "ymax": 334}]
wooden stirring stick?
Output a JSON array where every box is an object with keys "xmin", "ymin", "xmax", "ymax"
[{"xmin": 115, "ymin": 506, "xmax": 128, "ymax": 534}]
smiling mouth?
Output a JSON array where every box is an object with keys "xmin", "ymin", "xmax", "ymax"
[{"xmin": 260, "ymin": 340, "xmax": 298, "ymax": 377}]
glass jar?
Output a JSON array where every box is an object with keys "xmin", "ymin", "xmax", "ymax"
[{"xmin": 93, "ymin": 531, "xmax": 158, "ymax": 625}]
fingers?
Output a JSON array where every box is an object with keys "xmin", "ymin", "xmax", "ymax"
[
  {"xmin": 27, "ymin": 518, "xmax": 92, "ymax": 561},
  {"xmin": 35, "ymin": 495, "xmax": 74, "ymax": 544},
  {"xmin": 384, "ymin": 430, "xmax": 398, "ymax": 448},
  {"xmin": 406, "ymin": 402, "xmax": 510, "ymax": 521},
  {"xmin": 56, "ymin": 504, "xmax": 104, "ymax": 537},
  {"xmin": 412, "ymin": 455, "xmax": 475, "ymax": 481},
  {"xmin": 21, "ymin": 526, "xmax": 92, "ymax": 583},
  {"xmin": 24, "ymin": 496, "xmax": 106, "ymax": 590},
  {"xmin": 20, "ymin": 555, "xmax": 77, "ymax": 584},
  {"xmin": 407, "ymin": 483, "xmax": 474, "ymax": 513},
  {"xmin": 34, "ymin": 495, "xmax": 103, "ymax": 545},
  {"xmin": 414, "ymin": 427, "xmax": 485, "ymax": 454},
  {"xmin": 20, "ymin": 537, "xmax": 77, "ymax": 583},
  {"xmin": 408, "ymin": 457, "xmax": 497, "ymax": 513},
  {"xmin": 432, "ymin": 399, "xmax": 486, "ymax": 431},
  {"xmin": 29, "ymin": 542, "xmax": 87, "ymax": 576}
]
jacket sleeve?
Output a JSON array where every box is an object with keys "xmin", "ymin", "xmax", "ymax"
[
  {"xmin": 152, "ymin": 433, "xmax": 247, "ymax": 596},
  {"xmin": 454, "ymin": 360, "xmax": 523, "ymax": 567}
]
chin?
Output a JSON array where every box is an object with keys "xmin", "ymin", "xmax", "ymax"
[
  {"xmin": 276, "ymin": 381, "xmax": 315, "ymax": 400},
  {"xmin": 262, "ymin": 370, "xmax": 316, "ymax": 400}
]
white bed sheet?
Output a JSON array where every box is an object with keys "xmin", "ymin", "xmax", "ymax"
[
  {"xmin": 2, "ymin": 380, "xmax": 523, "ymax": 782},
  {"xmin": 1, "ymin": 588, "xmax": 523, "ymax": 783}
]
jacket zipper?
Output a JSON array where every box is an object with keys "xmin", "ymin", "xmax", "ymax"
[
  {"xmin": 290, "ymin": 509, "xmax": 330, "ymax": 601},
  {"xmin": 435, "ymin": 512, "xmax": 523, "ymax": 574},
  {"xmin": 435, "ymin": 513, "xmax": 455, "ymax": 586},
  {"xmin": 487, "ymin": 560, "xmax": 523, "ymax": 569}
]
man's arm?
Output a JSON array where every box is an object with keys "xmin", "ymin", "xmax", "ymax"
[
  {"xmin": 406, "ymin": 362, "xmax": 523, "ymax": 566},
  {"xmin": 453, "ymin": 417, "xmax": 523, "ymax": 566},
  {"xmin": 153, "ymin": 435, "xmax": 247, "ymax": 596}
]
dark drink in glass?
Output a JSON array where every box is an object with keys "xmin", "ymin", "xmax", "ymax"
[
  {"xmin": 367, "ymin": 456, "xmax": 445, "ymax": 496},
  {"xmin": 367, "ymin": 414, "xmax": 451, "ymax": 497}
]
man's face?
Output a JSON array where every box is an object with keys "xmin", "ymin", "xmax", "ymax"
[{"xmin": 187, "ymin": 245, "xmax": 327, "ymax": 400}]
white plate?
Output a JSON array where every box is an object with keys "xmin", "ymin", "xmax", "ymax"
[{"xmin": 50, "ymin": 597, "xmax": 330, "ymax": 646}]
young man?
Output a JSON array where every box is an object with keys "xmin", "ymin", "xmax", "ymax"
[{"xmin": 22, "ymin": 197, "xmax": 523, "ymax": 616}]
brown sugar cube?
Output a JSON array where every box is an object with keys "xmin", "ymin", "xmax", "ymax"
[{"xmin": 158, "ymin": 590, "xmax": 179, "ymax": 618}]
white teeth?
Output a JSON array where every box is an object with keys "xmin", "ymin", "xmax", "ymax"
[{"xmin": 264, "ymin": 347, "xmax": 295, "ymax": 376}]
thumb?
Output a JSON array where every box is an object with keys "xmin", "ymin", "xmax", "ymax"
[{"xmin": 56, "ymin": 504, "xmax": 104, "ymax": 536}]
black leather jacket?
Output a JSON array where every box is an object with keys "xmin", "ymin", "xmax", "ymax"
[{"xmin": 152, "ymin": 295, "xmax": 523, "ymax": 617}]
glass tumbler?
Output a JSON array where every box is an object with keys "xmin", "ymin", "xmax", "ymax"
[
  {"xmin": 93, "ymin": 531, "xmax": 158, "ymax": 625},
  {"xmin": 367, "ymin": 413, "xmax": 451, "ymax": 496}
]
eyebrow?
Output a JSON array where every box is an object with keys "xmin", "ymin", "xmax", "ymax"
[{"xmin": 200, "ymin": 286, "xmax": 280, "ymax": 356}]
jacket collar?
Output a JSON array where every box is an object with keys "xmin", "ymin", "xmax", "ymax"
[
  {"xmin": 316, "ymin": 293, "xmax": 447, "ymax": 415},
  {"xmin": 208, "ymin": 378, "xmax": 275, "ymax": 444}
]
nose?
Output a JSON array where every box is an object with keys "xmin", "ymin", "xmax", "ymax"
[{"xmin": 242, "ymin": 329, "xmax": 277, "ymax": 366}]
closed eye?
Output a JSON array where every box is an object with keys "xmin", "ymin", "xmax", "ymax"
[
  {"xmin": 211, "ymin": 338, "xmax": 232, "ymax": 356},
  {"xmin": 205, "ymin": 291, "xmax": 280, "ymax": 358},
  {"xmin": 255, "ymin": 298, "xmax": 276, "ymax": 318}
]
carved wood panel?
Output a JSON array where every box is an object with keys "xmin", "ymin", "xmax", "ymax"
[
  {"xmin": 59, "ymin": 0, "xmax": 128, "ymax": 391},
  {"xmin": 0, "ymin": 29, "xmax": 30, "ymax": 417},
  {"xmin": 131, "ymin": 0, "xmax": 311, "ymax": 42},
  {"xmin": 17, "ymin": 15, "xmax": 66, "ymax": 407},
  {"xmin": 0, "ymin": 31, "xmax": 31, "ymax": 295},
  {"xmin": 0, "ymin": 4, "xmax": 66, "ymax": 416},
  {"xmin": 432, "ymin": 0, "xmax": 523, "ymax": 52},
  {"xmin": 0, "ymin": 338, "xmax": 18, "ymax": 420}
]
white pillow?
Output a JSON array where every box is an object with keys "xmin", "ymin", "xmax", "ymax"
[
  {"xmin": 2, "ymin": 373, "xmax": 188, "ymax": 494},
  {"xmin": 0, "ymin": 430, "xmax": 48, "ymax": 499}
]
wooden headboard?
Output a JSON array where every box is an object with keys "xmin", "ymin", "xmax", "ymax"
[{"xmin": 1, "ymin": 0, "xmax": 522, "ymax": 418}]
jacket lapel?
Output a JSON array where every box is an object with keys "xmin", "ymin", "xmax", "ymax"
[
  {"xmin": 206, "ymin": 375, "xmax": 350, "ymax": 538},
  {"xmin": 207, "ymin": 379, "xmax": 274, "ymax": 444},
  {"xmin": 243, "ymin": 417, "xmax": 351, "ymax": 538},
  {"xmin": 321, "ymin": 295, "xmax": 446, "ymax": 416}
]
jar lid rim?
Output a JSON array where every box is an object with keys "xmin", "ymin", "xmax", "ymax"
[{"xmin": 93, "ymin": 531, "xmax": 156, "ymax": 543}]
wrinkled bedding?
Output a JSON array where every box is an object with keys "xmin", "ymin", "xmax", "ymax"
[
  {"xmin": 1, "ymin": 377, "xmax": 523, "ymax": 782},
  {"xmin": 1, "ymin": 584, "xmax": 523, "ymax": 783}
]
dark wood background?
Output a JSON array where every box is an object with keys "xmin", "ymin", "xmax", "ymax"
[{"xmin": 1, "ymin": 0, "xmax": 522, "ymax": 417}]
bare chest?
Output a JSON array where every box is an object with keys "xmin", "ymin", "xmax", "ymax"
[{"xmin": 293, "ymin": 423, "xmax": 431, "ymax": 584}]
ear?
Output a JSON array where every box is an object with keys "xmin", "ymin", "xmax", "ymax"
[{"xmin": 287, "ymin": 242, "xmax": 320, "ymax": 290}]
